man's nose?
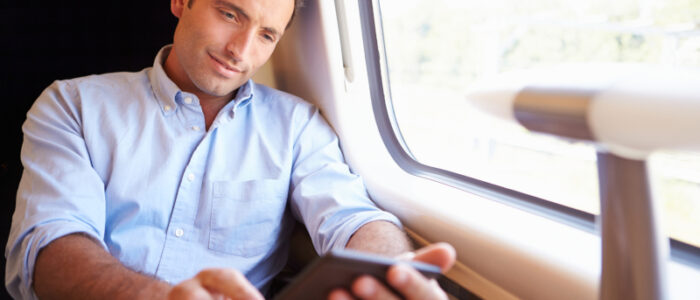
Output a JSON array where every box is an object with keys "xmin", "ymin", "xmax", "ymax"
[{"xmin": 226, "ymin": 28, "xmax": 256, "ymax": 63}]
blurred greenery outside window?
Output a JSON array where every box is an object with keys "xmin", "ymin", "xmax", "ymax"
[{"xmin": 378, "ymin": 0, "xmax": 700, "ymax": 247}]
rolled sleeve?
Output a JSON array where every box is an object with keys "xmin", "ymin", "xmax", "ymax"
[
  {"xmin": 5, "ymin": 220, "xmax": 105, "ymax": 299},
  {"xmin": 289, "ymin": 107, "xmax": 401, "ymax": 254},
  {"xmin": 5, "ymin": 81, "xmax": 107, "ymax": 299}
]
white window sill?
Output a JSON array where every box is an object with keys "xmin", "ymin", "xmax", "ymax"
[{"xmin": 362, "ymin": 163, "xmax": 700, "ymax": 299}]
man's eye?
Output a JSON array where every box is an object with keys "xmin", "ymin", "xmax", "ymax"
[
  {"xmin": 221, "ymin": 10, "xmax": 236, "ymax": 21},
  {"xmin": 263, "ymin": 34, "xmax": 274, "ymax": 42}
]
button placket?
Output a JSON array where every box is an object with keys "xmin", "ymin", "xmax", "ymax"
[{"xmin": 156, "ymin": 124, "xmax": 211, "ymax": 279}]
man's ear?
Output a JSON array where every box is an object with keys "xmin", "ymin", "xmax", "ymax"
[{"xmin": 171, "ymin": 0, "xmax": 186, "ymax": 18}]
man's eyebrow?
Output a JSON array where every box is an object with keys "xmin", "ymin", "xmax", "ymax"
[{"xmin": 214, "ymin": 0, "xmax": 282, "ymax": 38}]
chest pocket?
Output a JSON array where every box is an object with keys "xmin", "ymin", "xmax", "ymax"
[{"xmin": 209, "ymin": 179, "xmax": 289, "ymax": 257}]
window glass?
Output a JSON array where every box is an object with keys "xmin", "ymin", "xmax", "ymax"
[{"xmin": 378, "ymin": 0, "xmax": 700, "ymax": 247}]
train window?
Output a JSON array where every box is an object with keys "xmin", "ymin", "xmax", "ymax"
[{"xmin": 375, "ymin": 0, "xmax": 700, "ymax": 247}]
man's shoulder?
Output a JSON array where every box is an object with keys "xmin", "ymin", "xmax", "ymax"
[
  {"xmin": 252, "ymin": 82, "xmax": 313, "ymax": 109},
  {"xmin": 249, "ymin": 83, "xmax": 325, "ymax": 130},
  {"xmin": 34, "ymin": 68, "xmax": 154, "ymax": 116},
  {"xmin": 57, "ymin": 68, "xmax": 151, "ymax": 91}
]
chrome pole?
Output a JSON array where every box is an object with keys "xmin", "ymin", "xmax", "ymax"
[{"xmin": 597, "ymin": 153, "xmax": 667, "ymax": 300}]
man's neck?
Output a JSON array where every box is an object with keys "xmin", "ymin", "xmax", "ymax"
[
  {"xmin": 199, "ymin": 90, "xmax": 236, "ymax": 130},
  {"xmin": 162, "ymin": 48, "xmax": 235, "ymax": 130}
]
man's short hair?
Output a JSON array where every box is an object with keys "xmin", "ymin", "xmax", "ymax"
[
  {"xmin": 288, "ymin": 0, "xmax": 305, "ymax": 28},
  {"xmin": 186, "ymin": 0, "xmax": 305, "ymax": 28}
]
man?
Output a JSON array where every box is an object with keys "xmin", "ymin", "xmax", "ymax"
[{"xmin": 5, "ymin": 0, "xmax": 455, "ymax": 299}]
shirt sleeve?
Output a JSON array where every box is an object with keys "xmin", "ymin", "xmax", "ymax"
[
  {"xmin": 288, "ymin": 105, "xmax": 402, "ymax": 255},
  {"xmin": 5, "ymin": 81, "xmax": 108, "ymax": 299}
]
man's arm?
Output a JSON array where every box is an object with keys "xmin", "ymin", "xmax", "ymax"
[
  {"xmin": 10, "ymin": 82, "xmax": 171, "ymax": 299},
  {"xmin": 34, "ymin": 233, "xmax": 265, "ymax": 300},
  {"xmin": 344, "ymin": 220, "xmax": 412, "ymax": 256},
  {"xmin": 285, "ymin": 104, "xmax": 455, "ymax": 299},
  {"xmin": 33, "ymin": 233, "xmax": 171, "ymax": 300}
]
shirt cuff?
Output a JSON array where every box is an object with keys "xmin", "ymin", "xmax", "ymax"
[{"xmin": 5, "ymin": 220, "xmax": 105, "ymax": 300}]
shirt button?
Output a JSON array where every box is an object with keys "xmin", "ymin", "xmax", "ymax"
[
  {"xmin": 187, "ymin": 173, "xmax": 195, "ymax": 181},
  {"xmin": 184, "ymin": 97, "xmax": 193, "ymax": 104},
  {"xmin": 192, "ymin": 125, "xmax": 200, "ymax": 131},
  {"xmin": 175, "ymin": 228, "xmax": 184, "ymax": 237},
  {"xmin": 164, "ymin": 105, "xmax": 172, "ymax": 112}
]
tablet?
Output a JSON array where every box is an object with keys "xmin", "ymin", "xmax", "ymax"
[{"xmin": 273, "ymin": 249, "xmax": 442, "ymax": 299}]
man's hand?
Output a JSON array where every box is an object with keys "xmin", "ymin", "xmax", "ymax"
[
  {"xmin": 328, "ymin": 242, "xmax": 456, "ymax": 300},
  {"xmin": 168, "ymin": 268, "xmax": 264, "ymax": 300}
]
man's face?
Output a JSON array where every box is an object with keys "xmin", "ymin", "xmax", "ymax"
[{"xmin": 168, "ymin": 0, "xmax": 294, "ymax": 98}]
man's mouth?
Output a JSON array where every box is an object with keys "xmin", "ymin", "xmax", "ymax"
[{"xmin": 208, "ymin": 53, "xmax": 243, "ymax": 77}]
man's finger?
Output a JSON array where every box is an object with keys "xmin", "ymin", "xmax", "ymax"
[
  {"xmin": 327, "ymin": 288, "xmax": 354, "ymax": 300},
  {"xmin": 351, "ymin": 275, "xmax": 401, "ymax": 300},
  {"xmin": 387, "ymin": 264, "xmax": 448, "ymax": 300},
  {"xmin": 169, "ymin": 278, "xmax": 214, "ymax": 300},
  {"xmin": 195, "ymin": 268, "xmax": 264, "ymax": 300},
  {"xmin": 411, "ymin": 242, "xmax": 456, "ymax": 272}
]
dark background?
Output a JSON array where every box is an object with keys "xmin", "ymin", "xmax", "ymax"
[{"xmin": 0, "ymin": 1, "xmax": 177, "ymax": 298}]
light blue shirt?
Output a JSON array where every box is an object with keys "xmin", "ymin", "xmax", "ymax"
[{"xmin": 5, "ymin": 46, "xmax": 400, "ymax": 299}]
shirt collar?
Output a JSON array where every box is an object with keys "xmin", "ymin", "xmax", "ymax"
[
  {"xmin": 149, "ymin": 45, "xmax": 180, "ymax": 115},
  {"xmin": 232, "ymin": 79, "xmax": 254, "ymax": 109},
  {"xmin": 148, "ymin": 45, "xmax": 256, "ymax": 116}
]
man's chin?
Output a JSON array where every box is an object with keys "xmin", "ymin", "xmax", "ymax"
[{"xmin": 196, "ymin": 81, "xmax": 245, "ymax": 99}]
